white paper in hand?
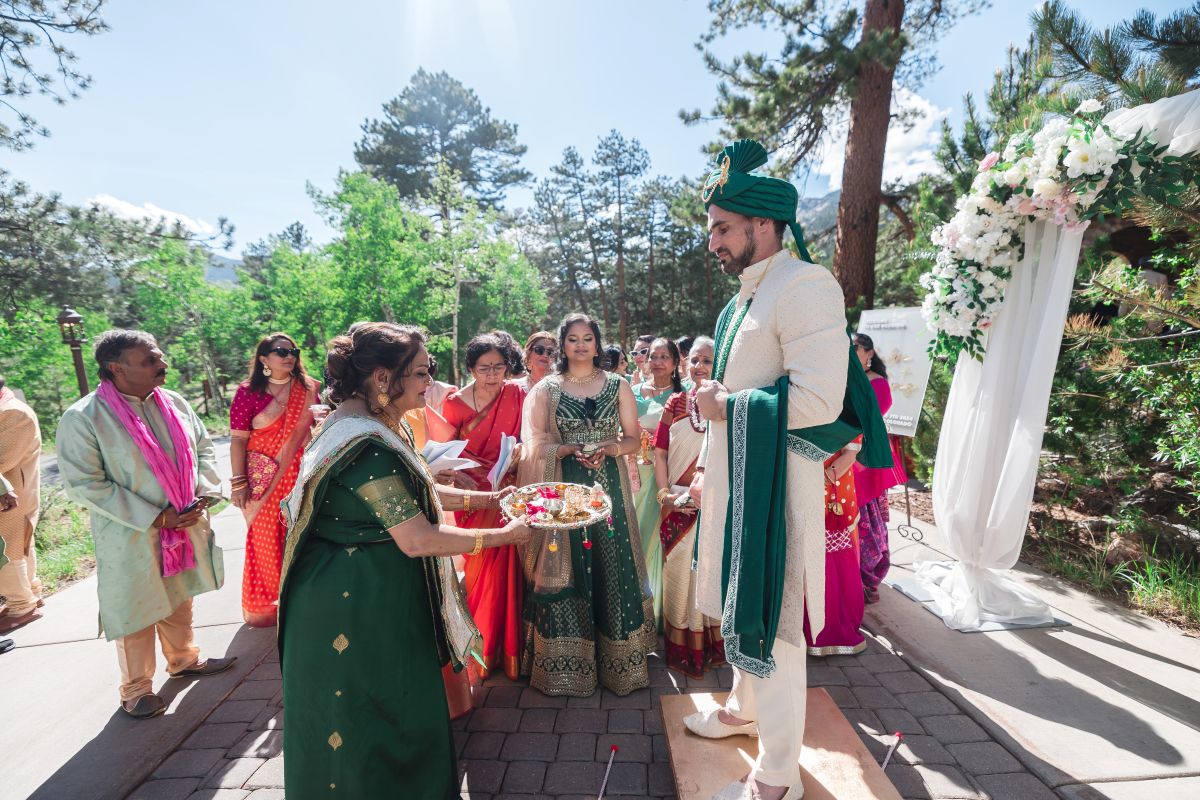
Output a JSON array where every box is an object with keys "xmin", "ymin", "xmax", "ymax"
[
  {"xmin": 487, "ymin": 434, "xmax": 517, "ymax": 488},
  {"xmin": 421, "ymin": 439, "xmax": 479, "ymax": 473}
]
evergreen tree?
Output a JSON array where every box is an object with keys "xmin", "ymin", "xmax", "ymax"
[
  {"xmin": 355, "ymin": 69, "xmax": 531, "ymax": 216},
  {"xmin": 684, "ymin": 0, "xmax": 986, "ymax": 309}
]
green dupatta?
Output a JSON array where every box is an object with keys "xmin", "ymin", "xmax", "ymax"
[
  {"xmin": 279, "ymin": 415, "xmax": 483, "ymax": 670},
  {"xmin": 710, "ymin": 289, "xmax": 893, "ymax": 677}
]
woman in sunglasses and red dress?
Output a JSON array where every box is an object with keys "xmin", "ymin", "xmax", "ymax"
[{"xmin": 229, "ymin": 333, "xmax": 321, "ymax": 627}]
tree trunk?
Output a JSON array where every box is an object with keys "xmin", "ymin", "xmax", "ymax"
[
  {"xmin": 614, "ymin": 180, "xmax": 628, "ymax": 344},
  {"xmin": 646, "ymin": 213, "xmax": 656, "ymax": 329},
  {"xmin": 568, "ymin": 181, "xmax": 611, "ymax": 330},
  {"xmin": 832, "ymin": 0, "xmax": 905, "ymax": 311}
]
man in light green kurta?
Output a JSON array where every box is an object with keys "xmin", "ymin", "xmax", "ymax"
[{"xmin": 57, "ymin": 330, "xmax": 234, "ymax": 718}]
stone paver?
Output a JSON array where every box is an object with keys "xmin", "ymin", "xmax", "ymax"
[
  {"xmin": 127, "ymin": 630, "xmax": 1063, "ymax": 800},
  {"xmin": 200, "ymin": 758, "xmax": 265, "ymax": 789},
  {"xmin": 128, "ymin": 779, "xmax": 201, "ymax": 800},
  {"xmin": 152, "ymin": 749, "xmax": 227, "ymax": 780}
]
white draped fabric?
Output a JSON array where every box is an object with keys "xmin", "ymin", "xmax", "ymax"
[
  {"xmin": 918, "ymin": 222, "xmax": 1080, "ymax": 630},
  {"xmin": 918, "ymin": 88, "xmax": 1200, "ymax": 631},
  {"xmin": 1104, "ymin": 88, "xmax": 1200, "ymax": 156}
]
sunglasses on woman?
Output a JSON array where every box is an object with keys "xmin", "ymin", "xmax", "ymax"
[
  {"xmin": 268, "ymin": 346, "xmax": 300, "ymax": 358},
  {"xmin": 530, "ymin": 344, "xmax": 558, "ymax": 357},
  {"xmin": 632, "ymin": 348, "xmax": 650, "ymax": 357}
]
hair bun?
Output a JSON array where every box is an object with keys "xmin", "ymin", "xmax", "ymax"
[{"xmin": 323, "ymin": 334, "xmax": 357, "ymax": 404}]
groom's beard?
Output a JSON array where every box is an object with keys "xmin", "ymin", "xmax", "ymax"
[{"xmin": 717, "ymin": 228, "xmax": 757, "ymax": 276}]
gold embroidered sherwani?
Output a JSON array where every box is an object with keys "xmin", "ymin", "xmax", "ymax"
[
  {"xmin": 57, "ymin": 389, "xmax": 224, "ymax": 640},
  {"xmin": 0, "ymin": 391, "xmax": 42, "ymax": 614}
]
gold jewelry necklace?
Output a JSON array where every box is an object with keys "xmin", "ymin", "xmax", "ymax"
[
  {"xmin": 376, "ymin": 408, "xmax": 415, "ymax": 448},
  {"xmin": 564, "ymin": 368, "xmax": 600, "ymax": 385},
  {"xmin": 648, "ymin": 379, "xmax": 674, "ymax": 391},
  {"xmin": 268, "ymin": 376, "xmax": 291, "ymax": 385}
]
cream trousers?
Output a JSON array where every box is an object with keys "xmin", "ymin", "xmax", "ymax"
[
  {"xmin": 114, "ymin": 599, "xmax": 201, "ymax": 702},
  {"xmin": 725, "ymin": 637, "xmax": 807, "ymax": 788}
]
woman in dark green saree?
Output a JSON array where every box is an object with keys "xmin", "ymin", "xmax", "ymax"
[
  {"xmin": 278, "ymin": 322, "xmax": 530, "ymax": 799},
  {"xmin": 516, "ymin": 313, "xmax": 656, "ymax": 697}
]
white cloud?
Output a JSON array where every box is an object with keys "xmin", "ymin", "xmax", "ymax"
[
  {"xmin": 87, "ymin": 193, "xmax": 216, "ymax": 236},
  {"xmin": 813, "ymin": 88, "xmax": 949, "ymax": 190}
]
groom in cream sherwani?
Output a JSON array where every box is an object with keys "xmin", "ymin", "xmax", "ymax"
[{"xmin": 686, "ymin": 139, "xmax": 851, "ymax": 800}]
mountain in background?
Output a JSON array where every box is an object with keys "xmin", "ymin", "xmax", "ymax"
[
  {"xmin": 796, "ymin": 189, "xmax": 840, "ymax": 237},
  {"xmin": 206, "ymin": 253, "xmax": 241, "ymax": 284}
]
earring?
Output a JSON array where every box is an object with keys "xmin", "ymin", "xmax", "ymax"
[
  {"xmin": 376, "ymin": 383, "xmax": 391, "ymax": 408},
  {"xmin": 262, "ymin": 365, "xmax": 272, "ymax": 377}
]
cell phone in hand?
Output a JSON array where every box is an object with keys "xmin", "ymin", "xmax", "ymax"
[{"xmin": 181, "ymin": 497, "xmax": 212, "ymax": 514}]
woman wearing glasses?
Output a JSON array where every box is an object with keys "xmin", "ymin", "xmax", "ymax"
[
  {"xmin": 517, "ymin": 313, "xmax": 656, "ymax": 696},
  {"xmin": 629, "ymin": 334, "xmax": 655, "ymax": 385},
  {"xmin": 514, "ymin": 330, "xmax": 557, "ymax": 391},
  {"xmin": 229, "ymin": 333, "xmax": 321, "ymax": 627},
  {"xmin": 442, "ymin": 333, "xmax": 528, "ymax": 680}
]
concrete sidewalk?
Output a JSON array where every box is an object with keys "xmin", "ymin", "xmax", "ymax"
[
  {"xmin": 0, "ymin": 500, "xmax": 274, "ymax": 800},
  {"xmin": 870, "ymin": 510, "xmax": 1200, "ymax": 799}
]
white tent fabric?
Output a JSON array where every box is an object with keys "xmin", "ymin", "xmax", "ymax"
[{"xmin": 917, "ymin": 88, "xmax": 1200, "ymax": 631}]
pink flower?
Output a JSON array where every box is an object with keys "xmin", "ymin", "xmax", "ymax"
[
  {"xmin": 1016, "ymin": 198, "xmax": 1037, "ymax": 215},
  {"xmin": 979, "ymin": 152, "xmax": 1000, "ymax": 172}
]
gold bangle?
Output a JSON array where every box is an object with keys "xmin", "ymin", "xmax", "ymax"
[
  {"xmin": 463, "ymin": 493, "xmax": 472, "ymax": 512},
  {"xmin": 656, "ymin": 487, "xmax": 670, "ymax": 504},
  {"xmin": 469, "ymin": 533, "xmax": 483, "ymax": 557}
]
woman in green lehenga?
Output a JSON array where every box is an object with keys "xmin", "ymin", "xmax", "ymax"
[
  {"xmin": 278, "ymin": 322, "xmax": 530, "ymax": 800},
  {"xmin": 517, "ymin": 313, "xmax": 657, "ymax": 697}
]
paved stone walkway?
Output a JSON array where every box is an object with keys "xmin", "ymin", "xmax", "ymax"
[{"xmin": 126, "ymin": 626, "xmax": 1058, "ymax": 800}]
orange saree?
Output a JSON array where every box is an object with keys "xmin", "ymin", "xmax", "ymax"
[
  {"xmin": 240, "ymin": 377, "xmax": 319, "ymax": 623},
  {"xmin": 443, "ymin": 381, "xmax": 526, "ymax": 680}
]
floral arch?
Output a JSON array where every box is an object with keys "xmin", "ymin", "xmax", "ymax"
[{"xmin": 913, "ymin": 90, "xmax": 1200, "ymax": 631}]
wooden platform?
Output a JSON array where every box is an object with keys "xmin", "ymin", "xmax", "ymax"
[{"xmin": 661, "ymin": 690, "xmax": 902, "ymax": 800}]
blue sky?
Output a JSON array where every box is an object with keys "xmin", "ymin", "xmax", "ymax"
[{"xmin": 6, "ymin": 0, "xmax": 1183, "ymax": 252}]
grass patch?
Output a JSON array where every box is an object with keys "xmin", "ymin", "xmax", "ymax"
[
  {"xmin": 1027, "ymin": 512, "xmax": 1200, "ymax": 633},
  {"xmin": 35, "ymin": 484, "xmax": 96, "ymax": 595}
]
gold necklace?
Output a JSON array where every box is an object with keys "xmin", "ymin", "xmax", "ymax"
[
  {"xmin": 564, "ymin": 368, "xmax": 600, "ymax": 385},
  {"xmin": 268, "ymin": 376, "xmax": 291, "ymax": 385},
  {"xmin": 376, "ymin": 409, "xmax": 415, "ymax": 448},
  {"xmin": 647, "ymin": 379, "xmax": 674, "ymax": 392}
]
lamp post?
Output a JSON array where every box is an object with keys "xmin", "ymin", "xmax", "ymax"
[{"xmin": 56, "ymin": 305, "xmax": 90, "ymax": 397}]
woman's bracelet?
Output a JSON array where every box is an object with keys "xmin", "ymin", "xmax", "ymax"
[
  {"xmin": 468, "ymin": 532, "xmax": 483, "ymax": 557},
  {"xmin": 463, "ymin": 493, "xmax": 472, "ymax": 512},
  {"xmin": 656, "ymin": 487, "xmax": 671, "ymax": 504}
]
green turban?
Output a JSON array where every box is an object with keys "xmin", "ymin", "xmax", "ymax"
[{"xmin": 702, "ymin": 139, "xmax": 813, "ymax": 263}]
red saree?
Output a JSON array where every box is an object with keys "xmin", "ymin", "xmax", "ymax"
[
  {"xmin": 234, "ymin": 377, "xmax": 319, "ymax": 623},
  {"xmin": 442, "ymin": 381, "xmax": 526, "ymax": 680}
]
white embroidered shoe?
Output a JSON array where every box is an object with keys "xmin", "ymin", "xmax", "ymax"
[
  {"xmin": 683, "ymin": 708, "xmax": 759, "ymax": 739},
  {"xmin": 711, "ymin": 778, "xmax": 804, "ymax": 800}
]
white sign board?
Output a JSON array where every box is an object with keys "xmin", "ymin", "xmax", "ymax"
[{"xmin": 856, "ymin": 307, "xmax": 934, "ymax": 438}]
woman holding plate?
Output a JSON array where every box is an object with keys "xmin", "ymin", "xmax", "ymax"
[
  {"xmin": 517, "ymin": 313, "xmax": 656, "ymax": 697},
  {"xmin": 278, "ymin": 322, "xmax": 529, "ymax": 799},
  {"xmin": 229, "ymin": 333, "xmax": 321, "ymax": 628}
]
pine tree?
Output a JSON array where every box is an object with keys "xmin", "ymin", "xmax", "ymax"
[
  {"xmin": 355, "ymin": 69, "xmax": 531, "ymax": 216},
  {"xmin": 684, "ymin": 0, "xmax": 986, "ymax": 309}
]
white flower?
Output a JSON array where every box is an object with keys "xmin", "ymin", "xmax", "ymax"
[
  {"xmin": 1031, "ymin": 177, "xmax": 1062, "ymax": 199},
  {"xmin": 1076, "ymin": 98, "xmax": 1102, "ymax": 114},
  {"xmin": 1063, "ymin": 143, "xmax": 1098, "ymax": 178}
]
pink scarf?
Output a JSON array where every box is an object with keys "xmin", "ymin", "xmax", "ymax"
[{"xmin": 97, "ymin": 381, "xmax": 197, "ymax": 577}]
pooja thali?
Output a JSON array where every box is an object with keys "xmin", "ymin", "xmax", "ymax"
[{"xmin": 499, "ymin": 482, "xmax": 612, "ymax": 530}]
